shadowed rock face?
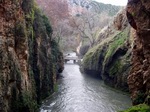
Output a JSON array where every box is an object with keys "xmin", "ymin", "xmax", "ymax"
[
  {"xmin": 127, "ymin": 0, "xmax": 150, "ymax": 105},
  {"xmin": 0, "ymin": 0, "xmax": 64, "ymax": 111}
]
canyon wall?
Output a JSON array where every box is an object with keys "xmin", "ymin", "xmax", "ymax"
[
  {"xmin": 127, "ymin": 0, "xmax": 150, "ymax": 105},
  {"xmin": 81, "ymin": 9, "xmax": 132, "ymax": 91},
  {"xmin": 0, "ymin": 0, "xmax": 64, "ymax": 111}
]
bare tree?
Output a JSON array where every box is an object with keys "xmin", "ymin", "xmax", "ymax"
[
  {"xmin": 71, "ymin": 12, "xmax": 99, "ymax": 46},
  {"xmin": 36, "ymin": 0, "xmax": 69, "ymax": 28},
  {"xmin": 52, "ymin": 19, "xmax": 72, "ymax": 43},
  {"xmin": 70, "ymin": 9, "xmax": 113, "ymax": 47}
]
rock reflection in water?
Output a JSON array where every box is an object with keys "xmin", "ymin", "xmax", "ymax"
[{"xmin": 40, "ymin": 59, "xmax": 131, "ymax": 112}]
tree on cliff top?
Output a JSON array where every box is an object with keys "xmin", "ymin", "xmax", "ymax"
[
  {"xmin": 36, "ymin": 0, "xmax": 69, "ymax": 28},
  {"xmin": 71, "ymin": 11, "xmax": 111, "ymax": 47}
]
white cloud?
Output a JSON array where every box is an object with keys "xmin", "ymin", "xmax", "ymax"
[{"xmin": 94, "ymin": 0, "xmax": 128, "ymax": 6}]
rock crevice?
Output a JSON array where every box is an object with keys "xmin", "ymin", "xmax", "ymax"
[
  {"xmin": 82, "ymin": 9, "xmax": 132, "ymax": 91},
  {"xmin": 127, "ymin": 0, "xmax": 150, "ymax": 105},
  {"xmin": 0, "ymin": 0, "xmax": 64, "ymax": 111}
]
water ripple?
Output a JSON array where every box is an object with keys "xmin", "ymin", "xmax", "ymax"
[{"xmin": 40, "ymin": 64, "xmax": 131, "ymax": 112}]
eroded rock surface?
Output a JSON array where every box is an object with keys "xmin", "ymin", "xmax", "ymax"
[
  {"xmin": 127, "ymin": 0, "xmax": 150, "ymax": 105},
  {"xmin": 0, "ymin": 0, "xmax": 64, "ymax": 111},
  {"xmin": 82, "ymin": 9, "xmax": 132, "ymax": 91}
]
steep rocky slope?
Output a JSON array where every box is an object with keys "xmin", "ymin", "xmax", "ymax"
[
  {"xmin": 82, "ymin": 9, "xmax": 132, "ymax": 91},
  {"xmin": 0, "ymin": 0, "xmax": 64, "ymax": 111},
  {"xmin": 126, "ymin": 0, "xmax": 150, "ymax": 105},
  {"xmin": 68, "ymin": 0, "xmax": 121, "ymax": 16}
]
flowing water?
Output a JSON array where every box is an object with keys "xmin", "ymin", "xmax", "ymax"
[{"xmin": 40, "ymin": 56, "xmax": 132, "ymax": 112}]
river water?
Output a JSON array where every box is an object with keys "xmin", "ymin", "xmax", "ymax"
[{"xmin": 40, "ymin": 61, "xmax": 132, "ymax": 112}]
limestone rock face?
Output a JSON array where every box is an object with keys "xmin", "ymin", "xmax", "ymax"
[
  {"xmin": 127, "ymin": 0, "xmax": 150, "ymax": 105},
  {"xmin": 82, "ymin": 8, "xmax": 132, "ymax": 91},
  {"xmin": 0, "ymin": 0, "xmax": 30, "ymax": 111},
  {"xmin": 114, "ymin": 9, "xmax": 128, "ymax": 30},
  {"xmin": 0, "ymin": 0, "xmax": 64, "ymax": 111}
]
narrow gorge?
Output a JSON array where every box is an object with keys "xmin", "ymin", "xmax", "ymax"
[
  {"xmin": 81, "ymin": 8, "xmax": 131, "ymax": 92},
  {"xmin": 0, "ymin": 0, "xmax": 150, "ymax": 112}
]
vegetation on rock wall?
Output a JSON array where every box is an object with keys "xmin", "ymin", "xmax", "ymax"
[
  {"xmin": 103, "ymin": 29, "xmax": 129, "ymax": 64},
  {"xmin": 120, "ymin": 104, "xmax": 150, "ymax": 112},
  {"xmin": 82, "ymin": 42, "xmax": 106, "ymax": 76},
  {"xmin": 82, "ymin": 27, "xmax": 131, "ymax": 91},
  {"xmin": 90, "ymin": 1, "xmax": 121, "ymax": 16},
  {"xmin": 102, "ymin": 28, "xmax": 131, "ymax": 91},
  {"xmin": 82, "ymin": 8, "xmax": 131, "ymax": 91},
  {"xmin": 0, "ymin": 0, "xmax": 64, "ymax": 111},
  {"xmin": 28, "ymin": 0, "xmax": 64, "ymax": 105}
]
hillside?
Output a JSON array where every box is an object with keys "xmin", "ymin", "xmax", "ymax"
[
  {"xmin": 36, "ymin": 0, "xmax": 121, "ymax": 52},
  {"xmin": 68, "ymin": 0, "xmax": 121, "ymax": 16},
  {"xmin": 1, "ymin": 0, "xmax": 150, "ymax": 111},
  {"xmin": 89, "ymin": 1, "xmax": 121, "ymax": 16}
]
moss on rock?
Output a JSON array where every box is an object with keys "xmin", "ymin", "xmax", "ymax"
[
  {"xmin": 120, "ymin": 104, "xmax": 150, "ymax": 112},
  {"xmin": 12, "ymin": 91, "xmax": 38, "ymax": 112},
  {"xmin": 104, "ymin": 28, "xmax": 129, "ymax": 64},
  {"xmin": 0, "ymin": 0, "xmax": 64, "ymax": 111},
  {"xmin": 82, "ymin": 43, "xmax": 106, "ymax": 77},
  {"xmin": 82, "ymin": 25, "xmax": 131, "ymax": 91}
]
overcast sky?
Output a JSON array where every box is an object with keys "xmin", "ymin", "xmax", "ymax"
[{"xmin": 94, "ymin": 0, "xmax": 128, "ymax": 6}]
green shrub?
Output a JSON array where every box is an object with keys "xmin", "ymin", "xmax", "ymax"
[{"xmin": 120, "ymin": 104, "xmax": 150, "ymax": 112}]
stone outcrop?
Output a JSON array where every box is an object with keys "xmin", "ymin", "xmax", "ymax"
[
  {"xmin": 0, "ymin": 0, "xmax": 64, "ymax": 111},
  {"xmin": 127, "ymin": 0, "xmax": 150, "ymax": 105},
  {"xmin": 82, "ymin": 9, "xmax": 132, "ymax": 91}
]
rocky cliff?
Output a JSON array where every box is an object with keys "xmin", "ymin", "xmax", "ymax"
[
  {"xmin": 0, "ymin": 0, "xmax": 64, "ymax": 111},
  {"xmin": 68, "ymin": 0, "xmax": 121, "ymax": 16},
  {"xmin": 127, "ymin": 0, "xmax": 150, "ymax": 105},
  {"xmin": 82, "ymin": 9, "xmax": 132, "ymax": 91}
]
